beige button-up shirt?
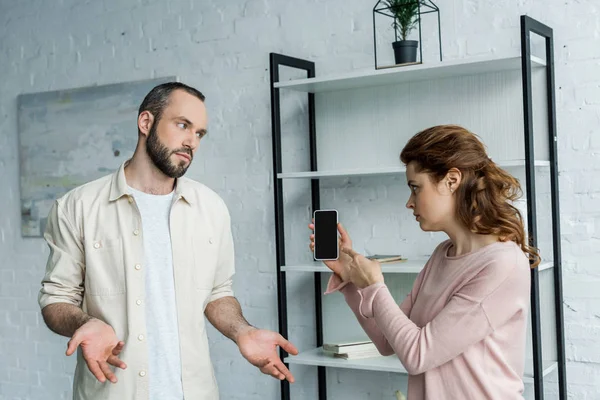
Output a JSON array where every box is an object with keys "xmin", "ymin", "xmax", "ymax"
[{"xmin": 38, "ymin": 162, "xmax": 235, "ymax": 400}]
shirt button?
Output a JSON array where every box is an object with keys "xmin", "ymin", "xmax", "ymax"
[
  {"xmin": 128, "ymin": 196, "xmax": 134, "ymax": 204},
  {"xmin": 209, "ymin": 238, "xmax": 214, "ymax": 244},
  {"xmin": 136, "ymin": 299, "xmax": 142, "ymax": 305},
  {"xmin": 134, "ymin": 264, "xmax": 141, "ymax": 270},
  {"xmin": 138, "ymin": 334, "xmax": 145, "ymax": 341},
  {"xmin": 133, "ymin": 229, "xmax": 140, "ymax": 236},
  {"xmin": 93, "ymin": 242, "xmax": 100, "ymax": 249},
  {"xmin": 139, "ymin": 371, "xmax": 146, "ymax": 377}
]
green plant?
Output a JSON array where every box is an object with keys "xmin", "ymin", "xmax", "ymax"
[{"xmin": 384, "ymin": 0, "xmax": 420, "ymax": 41}]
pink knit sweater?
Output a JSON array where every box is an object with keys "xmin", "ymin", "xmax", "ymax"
[{"xmin": 325, "ymin": 240, "xmax": 531, "ymax": 400}]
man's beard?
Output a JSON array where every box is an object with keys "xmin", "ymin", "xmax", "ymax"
[{"xmin": 146, "ymin": 122, "xmax": 192, "ymax": 179}]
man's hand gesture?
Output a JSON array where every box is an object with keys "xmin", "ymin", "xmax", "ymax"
[{"xmin": 66, "ymin": 318, "xmax": 127, "ymax": 383}]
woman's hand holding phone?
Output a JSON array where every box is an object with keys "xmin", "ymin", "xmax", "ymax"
[
  {"xmin": 308, "ymin": 222, "xmax": 384, "ymax": 289},
  {"xmin": 309, "ymin": 221, "xmax": 352, "ymax": 282}
]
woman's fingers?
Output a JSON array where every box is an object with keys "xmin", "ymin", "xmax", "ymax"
[
  {"xmin": 338, "ymin": 223, "xmax": 352, "ymax": 247},
  {"xmin": 341, "ymin": 247, "xmax": 359, "ymax": 258}
]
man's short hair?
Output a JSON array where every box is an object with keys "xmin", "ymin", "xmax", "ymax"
[{"xmin": 138, "ymin": 82, "xmax": 205, "ymax": 128}]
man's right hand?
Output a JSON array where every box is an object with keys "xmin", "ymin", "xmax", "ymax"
[{"xmin": 66, "ymin": 318, "xmax": 127, "ymax": 383}]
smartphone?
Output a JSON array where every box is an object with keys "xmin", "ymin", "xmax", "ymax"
[{"xmin": 313, "ymin": 209, "xmax": 339, "ymax": 261}]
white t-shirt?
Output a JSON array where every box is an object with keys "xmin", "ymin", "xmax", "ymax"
[{"xmin": 129, "ymin": 186, "xmax": 183, "ymax": 400}]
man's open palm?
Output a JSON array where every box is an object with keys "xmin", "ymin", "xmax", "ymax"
[
  {"xmin": 66, "ymin": 319, "xmax": 127, "ymax": 383},
  {"xmin": 238, "ymin": 328, "xmax": 298, "ymax": 383}
]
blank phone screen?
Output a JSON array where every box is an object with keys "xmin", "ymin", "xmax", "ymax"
[{"xmin": 314, "ymin": 210, "xmax": 338, "ymax": 260}]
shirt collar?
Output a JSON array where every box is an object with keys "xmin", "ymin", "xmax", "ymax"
[{"xmin": 109, "ymin": 160, "xmax": 194, "ymax": 204}]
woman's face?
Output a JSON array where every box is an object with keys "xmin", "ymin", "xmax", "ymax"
[{"xmin": 405, "ymin": 161, "xmax": 456, "ymax": 232}]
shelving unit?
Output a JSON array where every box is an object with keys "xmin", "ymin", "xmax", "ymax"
[
  {"xmin": 284, "ymin": 347, "xmax": 558, "ymax": 385},
  {"xmin": 269, "ymin": 15, "xmax": 566, "ymax": 400}
]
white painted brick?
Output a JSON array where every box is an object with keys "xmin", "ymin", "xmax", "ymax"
[
  {"xmin": 567, "ymin": 39, "xmax": 600, "ymax": 61},
  {"xmin": 204, "ymin": 156, "xmax": 247, "ymax": 175},
  {"xmin": 561, "ymin": 60, "xmax": 600, "ymax": 85},
  {"xmin": 575, "ymin": 85, "xmax": 600, "ymax": 105},
  {"xmin": 1, "ymin": 270, "xmax": 15, "ymax": 284},
  {"xmin": 38, "ymin": 373, "xmax": 72, "ymax": 393},
  {"xmin": 191, "ymin": 20, "xmax": 234, "ymax": 43},
  {"xmin": 234, "ymin": 15, "xmax": 280, "ymax": 39},
  {"xmin": 566, "ymin": 362, "xmax": 600, "ymax": 386},
  {"xmin": 0, "ymin": 383, "xmax": 29, "ymax": 399},
  {"xmin": 466, "ymin": 31, "xmax": 510, "ymax": 56},
  {"xmin": 243, "ymin": 0, "xmax": 270, "ymax": 17},
  {"xmin": 8, "ymin": 369, "xmax": 39, "ymax": 385}
]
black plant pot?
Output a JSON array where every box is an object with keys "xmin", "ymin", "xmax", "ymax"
[{"xmin": 392, "ymin": 40, "xmax": 418, "ymax": 64}]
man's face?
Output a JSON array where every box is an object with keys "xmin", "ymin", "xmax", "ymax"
[{"xmin": 146, "ymin": 90, "xmax": 208, "ymax": 178}]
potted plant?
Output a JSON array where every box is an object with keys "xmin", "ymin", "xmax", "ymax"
[{"xmin": 384, "ymin": 0, "xmax": 420, "ymax": 64}]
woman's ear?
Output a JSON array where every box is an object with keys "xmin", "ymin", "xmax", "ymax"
[{"xmin": 445, "ymin": 168, "xmax": 462, "ymax": 193}]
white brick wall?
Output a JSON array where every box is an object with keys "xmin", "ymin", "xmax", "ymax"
[{"xmin": 0, "ymin": 0, "xmax": 598, "ymax": 399}]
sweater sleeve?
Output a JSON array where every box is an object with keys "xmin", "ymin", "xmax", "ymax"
[
  {"xmin": 357, "ymin": 253, "xmax": 529, "ymax": 375},
  {"xmin": 324, "ymin": 266, "xmax": 428, "ymax": 357}
]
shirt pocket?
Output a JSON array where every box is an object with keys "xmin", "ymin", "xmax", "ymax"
[
  {"xmin": 191, "ymin": 233, "xmax": 219, "ymax": 290},
  {"xmin": 85, "ymin": 237, "xmax": 126, "ymax": 296}
]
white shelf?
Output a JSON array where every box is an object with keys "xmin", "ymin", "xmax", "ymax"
[
  {"xmin": 524, "ymin": 360, "xmax": 559, "ymax": 383},
  {"xmin": 538, "ymin": 261, "xmax": 554, "ymax": 272},
  {"xmin": 285, "ymin": 347, "xmax": 557, "ymax": 383},
  {"xmin": 279, "ymin": 166, "xmax": 406, "ymax": 180},
  {"xmin": 285, "ymin": 347, "xmax": 407, "ymax": 374},
  {"xmin": 278, "ymin": 160, "xmax": 550, "ymax": 179},
  {"xmin": 283, "ymin": 260, "xmax": 425, "ymax": 274},
  {"xmin": 283, "ymin": 261, "xmax": 554, "ymax": 274},
  {"xmin": 274, "ymin": 55, "xmax": 546, "ymax": 93}
]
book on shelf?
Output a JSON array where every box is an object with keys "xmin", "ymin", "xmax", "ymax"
[
  {"xmin": 366, "ymin": 254, "xmax": 406, "ymax": 263},
  {"xmin": 321, "ymin": 341, "xmax": 381, "ymax": 360},
  {"xmin": 331, "ymin": 349, "xmax": 381, "ymax": 360},
  {"xmin": 323, "ymin": 340, "xmax": 377, "ymax": 354}
]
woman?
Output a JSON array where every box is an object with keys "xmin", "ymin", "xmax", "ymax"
[{"xmin": 308, "ymin": 125, "xmax": 539, "ymax": 400}]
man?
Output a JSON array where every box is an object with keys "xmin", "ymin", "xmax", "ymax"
[{"xmin": 38, "ymin": 82, "xmax": 298, "ymax": 399}]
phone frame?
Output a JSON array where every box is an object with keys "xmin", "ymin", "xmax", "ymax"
[{"xmin": 313, "ymin": 209, "xmax": 339, "ymax": 261}]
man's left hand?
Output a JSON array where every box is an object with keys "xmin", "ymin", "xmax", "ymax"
[{"xmin": 237, "ymin": 328, "xmax": 299, "ymax": 382}]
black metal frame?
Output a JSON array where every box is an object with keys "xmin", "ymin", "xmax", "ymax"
[
  {"xmin": 269, "ymin": 15, "xmax": 566, "ymax": 400},
  {"xmin": 372, "ymin": 0, "xmax": 442, "ymax": 69},
  {"xmin": 520, "ymin": 15, "xmax": 567, "ymax": 400},
  {"xmin": 269, "ymin": 53, "xmax": 326, "ymax": 400}
]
